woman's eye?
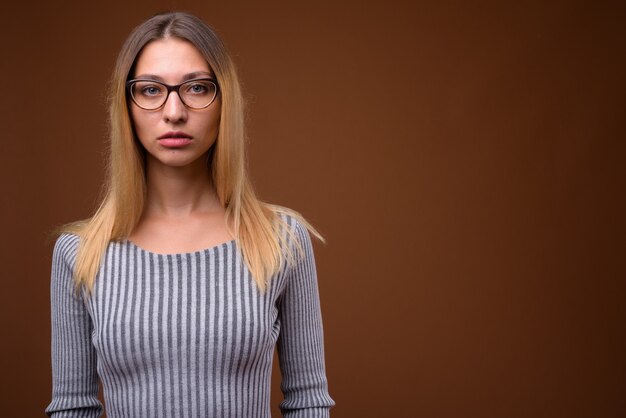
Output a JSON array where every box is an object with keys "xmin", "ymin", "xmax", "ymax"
[
  {"xmin": 141, "ymin": 85, "xmax": 162, "ymax": 96},
  {"xmin": 187, "ymin": 83, "xmax": 208, "ymax": 94}
]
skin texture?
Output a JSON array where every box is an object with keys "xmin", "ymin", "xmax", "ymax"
[{"xmin": 127, "ymin": 37, "xmax": 232, "ymax": 254}]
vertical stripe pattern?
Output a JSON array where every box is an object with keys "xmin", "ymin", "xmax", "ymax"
[{"xmin": 45, "ymin": 215, "xmax": 335, "ymax": 418}]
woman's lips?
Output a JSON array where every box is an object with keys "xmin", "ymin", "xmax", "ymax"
[
  {"xmin": 158, "ymin": 131, "xmax": 192, "ymax": 147},
  {"xmin": 158, "ymin": 138, "xmax": 193, "ymax": 147}
]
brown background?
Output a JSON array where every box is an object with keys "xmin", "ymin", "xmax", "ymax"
[{"xmin": 0, "ymin": 0, "xmax": 624, "ymax": 417}]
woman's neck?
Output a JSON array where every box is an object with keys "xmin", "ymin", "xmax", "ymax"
[{"xmin": 143, "ymin": 154, "xmax": 221, "ymax": 219}]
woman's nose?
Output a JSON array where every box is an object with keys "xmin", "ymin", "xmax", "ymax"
[{"xmin": 162, "ymin": 91, "xmax": 188, "ymax": 123}]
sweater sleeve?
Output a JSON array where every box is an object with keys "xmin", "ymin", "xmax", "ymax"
[
  {"xmin": 277, "ymin": 219, "xmax": 336, "ymax": 418},
  {"xmin": 45, "ymin": 234, "xmax": 104, "ymax": 418}
]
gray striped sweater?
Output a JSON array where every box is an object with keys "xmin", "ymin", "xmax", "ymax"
[{"xmin": 45, "ymin": 215, "xmax": 335, "ymax": 417}]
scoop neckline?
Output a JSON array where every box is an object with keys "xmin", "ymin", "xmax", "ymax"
[{"xmin": 124, "ymin": 238, "xmax": 237, "ymax": 257}]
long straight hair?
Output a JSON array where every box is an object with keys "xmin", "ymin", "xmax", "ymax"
[{"xmin": 57, "ymin": 12, "xmax": 323, "ymax": 295}]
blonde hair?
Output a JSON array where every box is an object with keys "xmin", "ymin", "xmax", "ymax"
[{"xmin": 54, "ymin": 12, "xmax": 323, "ymax": 295}]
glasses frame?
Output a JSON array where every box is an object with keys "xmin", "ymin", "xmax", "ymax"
[{"xmin": 126, "ymin": 77, "xmax": 220, "ymax": 110}]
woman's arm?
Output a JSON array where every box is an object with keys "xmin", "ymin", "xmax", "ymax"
[
  {"xmin": 277, "ymin": 219, "xmax": 336, "ymax": 418},
  {"xmin": 45, "ymin": 234, "xmax": 103, "ymax": 418}
]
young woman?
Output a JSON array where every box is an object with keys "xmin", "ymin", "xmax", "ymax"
[{"xmin": 45, "ymin": 12, "xmax": 335, "ymax": 418}]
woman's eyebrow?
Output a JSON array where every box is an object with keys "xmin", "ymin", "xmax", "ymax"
[
  {"xmin": 133, "ymin": 71, "xmax": 214, "ymax": 81},
  {"xmin": 182, "ymin": 71, "xmax": 214, "ymax": 80},
  {"xmin": 133, "ymin": 74, "xmax": 158, "ymax": 81}
]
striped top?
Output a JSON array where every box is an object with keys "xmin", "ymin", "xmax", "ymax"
[{"xmin": 45, "ymin": 215, "xmax": 335, "ymax": 418}]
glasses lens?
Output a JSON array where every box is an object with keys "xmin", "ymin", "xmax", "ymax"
[
  {"xmin": 180, "ymin": 80, "xmax": 217, "ymax": 109},
  {"xmin": 130, "ymin": 81, "xmax": 167, "ymax": 109}
]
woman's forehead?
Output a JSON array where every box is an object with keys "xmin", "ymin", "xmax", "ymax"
[{"xmin": 134, "ymin": 37, "xmax": 213, "ymax": 81}]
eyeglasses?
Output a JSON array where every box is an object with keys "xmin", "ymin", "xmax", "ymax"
[{"xmin": 126, "ymin": 78, "xmax": 219, "ymax": 110}]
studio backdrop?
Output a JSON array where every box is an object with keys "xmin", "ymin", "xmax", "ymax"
[{"xmin": 0, "ymin": 1, "xmax": 624, "ymax": 417}]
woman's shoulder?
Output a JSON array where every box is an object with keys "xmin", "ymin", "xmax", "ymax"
[
  {"xmin": 50, "ymin": 219, "xmax": 88, "ymax": 257},
  {"xmin": 267, "ymin": 204, "xmax": 326, "ymax": 260},
  {"xmin": 55, "ymin": 231, "xmax": 80, "ymax": 247},
  {"xmin": 52, "ymin": 232, "xmax": 81, "ymax": 264},
  {"xmin": 269, "ymin": 205, "xmax": 312, "ymax": 240}
]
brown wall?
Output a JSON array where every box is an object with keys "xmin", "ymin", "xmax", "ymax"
[{"xmin": 1, "ymin": 1, "xmax": 624, "ymax": 417}]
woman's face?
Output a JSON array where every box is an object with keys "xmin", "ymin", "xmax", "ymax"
[{"xmin": 129, "ymin": 37, "xmax": 221, "ymax": 169}]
